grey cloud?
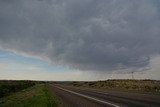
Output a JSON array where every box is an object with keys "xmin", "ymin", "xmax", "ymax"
[{"xmin": 0, "ymin": 0, "xmax": 160, "ymax": 72}]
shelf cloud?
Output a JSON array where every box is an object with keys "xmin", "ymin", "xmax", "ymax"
[{"xmin": 0, "ymin": 0, "xmax": 160, "ymax": 72}]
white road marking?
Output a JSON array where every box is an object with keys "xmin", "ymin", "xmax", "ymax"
[{"xmin": 53, "ymin": 85, "xmax": 120, "ymax": 107}]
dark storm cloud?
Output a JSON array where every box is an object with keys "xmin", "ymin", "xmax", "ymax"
[{"xmin": 0, "ymin": 0, "xmax": 160, "ymax": 72}]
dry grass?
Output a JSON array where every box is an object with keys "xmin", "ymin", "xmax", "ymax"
[{"xmin": 70, "ymin": 79, "xmax": 160, "ymax": 94}]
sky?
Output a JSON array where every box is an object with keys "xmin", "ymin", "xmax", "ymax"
[{"xmin": 0, "ymin": 0, "xmax": 160, "ymax": 81}]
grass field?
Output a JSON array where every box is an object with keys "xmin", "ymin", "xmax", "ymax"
[
  {"xmin": 0, "ymin": 84, "xmax": 58, "ymax": 107},
  {"xmin": 70, "ymin": 79, "xmax": 160, "ymax": 94}
]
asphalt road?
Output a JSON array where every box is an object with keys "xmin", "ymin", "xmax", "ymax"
[{"xmin": 48, "ymin": 84, "xmax": 160, "ymax": 107}]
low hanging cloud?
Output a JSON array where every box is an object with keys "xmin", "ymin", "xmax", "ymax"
[{"xmin": 0, "ymin": 0, "xmax": 160, "ymax": 72}]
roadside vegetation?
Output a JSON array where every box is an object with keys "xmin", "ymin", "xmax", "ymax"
[
  {"xmin": 70, "ymin": 79, "xmax": 160, "ymax": 94},
  {"xmin": 0, "ymin": 80, "xmax": 39, "ymax": 98},
  {"xmin": 0, "ymin": 84, "xmax": 58, "ymax": 107}
]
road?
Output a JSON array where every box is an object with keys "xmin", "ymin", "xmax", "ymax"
[{"xmin": 48, "ymin": 84, "xmax": 160, "ymax": 107}]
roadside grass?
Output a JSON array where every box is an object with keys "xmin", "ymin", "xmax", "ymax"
[
  {"xmin": 70, "ymin": 79, "xmax": 160, "ymax": 94},
  {"xmin": 0, "ymin": 80, "xmax": 38, "ymax": 98},
  {"xmin": 0, "ymin": 84, "xmax": 58, "ymax": 107}
]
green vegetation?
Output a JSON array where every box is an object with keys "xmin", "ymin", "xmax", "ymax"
[
  {"xmin": 0, "ymin": 80, "xmax": 40, "ymax": 98},
  {"xmin": 0, "ymin": 84, "xmax": 58, "ymax": 107},
  {"xmin": 70, "ymin": 79, "xmax": 160, "ymax": 94}
]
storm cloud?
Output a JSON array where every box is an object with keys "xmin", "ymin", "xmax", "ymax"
[{"xmin": 0, "ymin": 0, "xmax": 160, "ymax": 72}]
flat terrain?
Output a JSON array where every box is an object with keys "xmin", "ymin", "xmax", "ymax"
[
  {"xmin": 1, "ymin": 80, "xmax": 160, "ymax": 107},
  {"xmin": 49, "ymin": 84, "xmax": 160, "ymax": 107}
]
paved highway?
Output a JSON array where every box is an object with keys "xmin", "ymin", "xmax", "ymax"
[{"xmin": 49, "ymin": 84, "xmax": 160, "ymax": 107}]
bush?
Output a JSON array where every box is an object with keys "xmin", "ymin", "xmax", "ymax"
[{"xmin": 144, "ymin": 85, "xmax": 152, "ymax": 92}]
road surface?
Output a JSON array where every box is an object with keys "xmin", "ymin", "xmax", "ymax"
[{"xmin": 48, "ymin": 84, "xmax": 160, "ymax": 107}]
